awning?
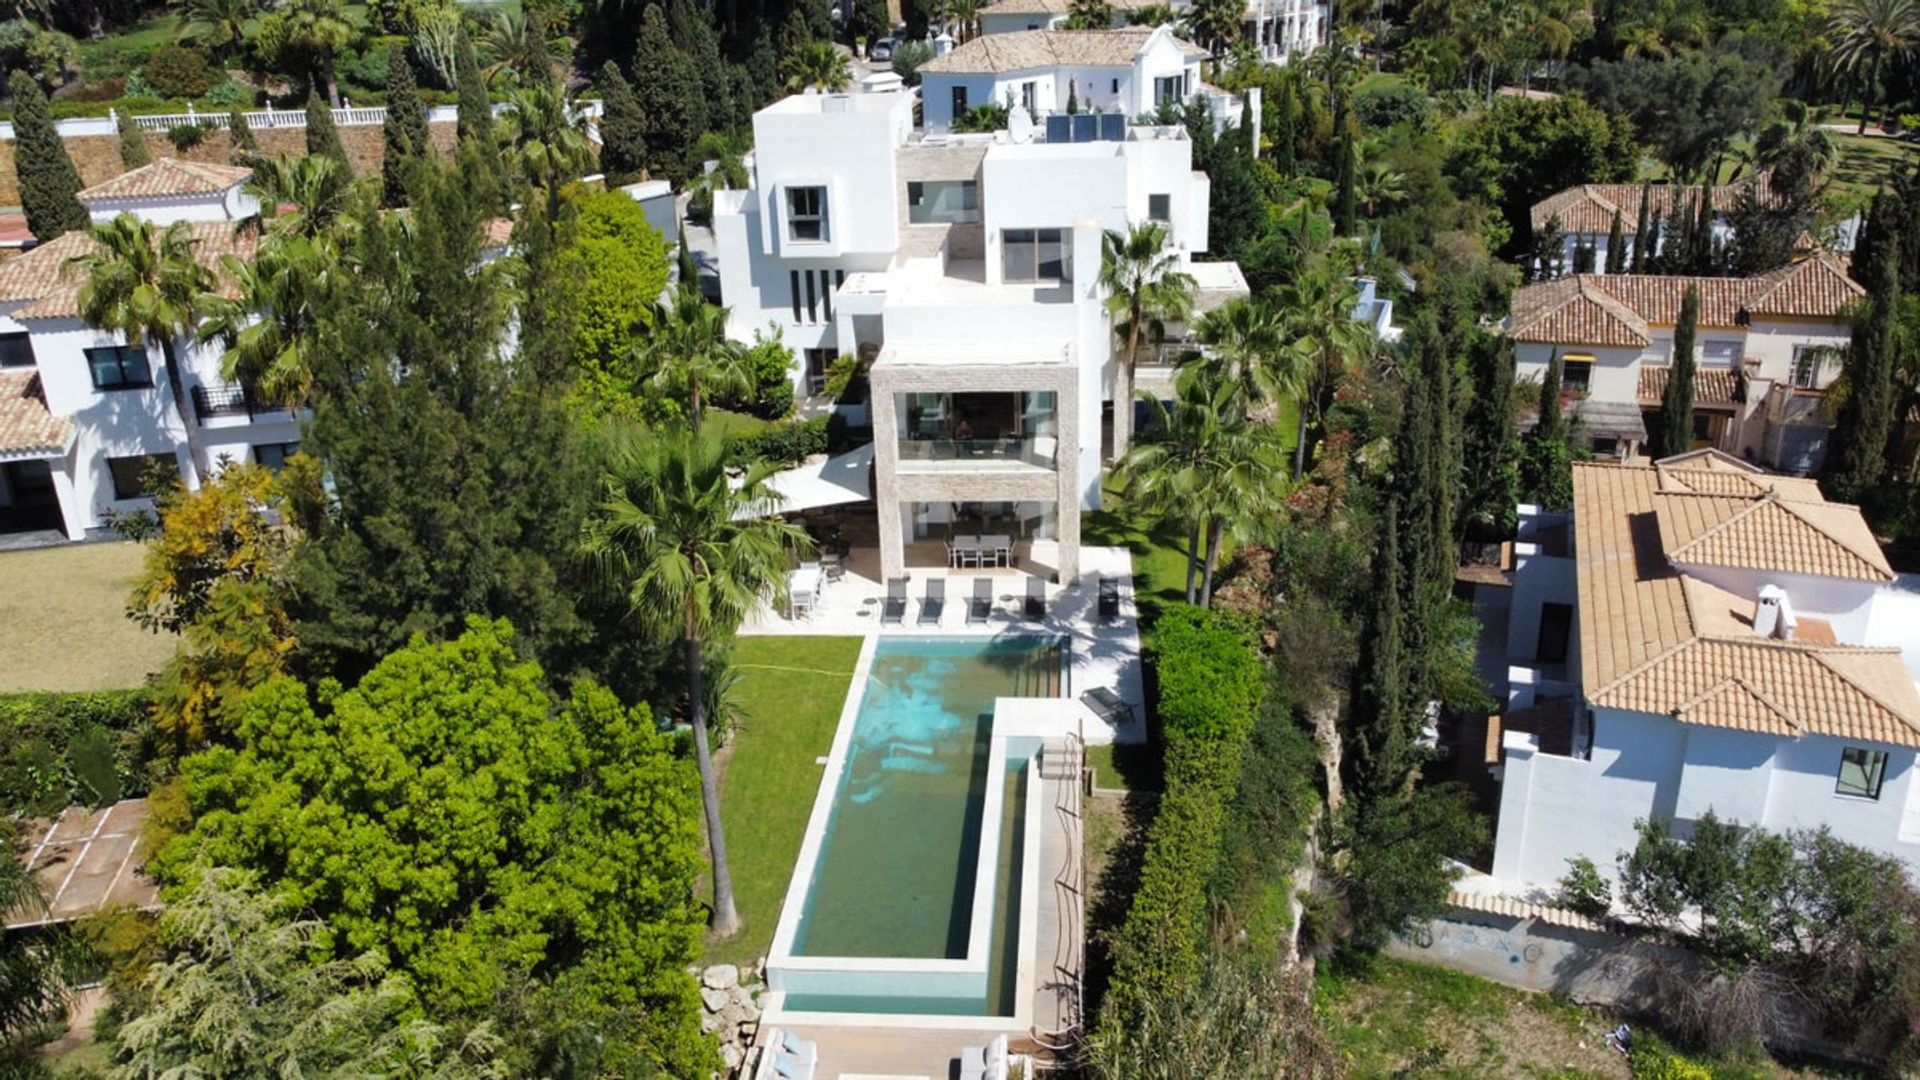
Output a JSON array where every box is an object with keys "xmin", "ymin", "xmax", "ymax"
[
  {"xmin": 1519, "ymin": 399, "xmax": 1649, "ymax": 444},
  {"xmin": 735, "ymin": 442, "xmax": 874, "ymax": 519}
]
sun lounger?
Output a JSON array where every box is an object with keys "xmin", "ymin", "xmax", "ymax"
[
  {"xmin": 968, "ymin": 577, "xmax": 993, "ymax": 624},
  {"xmin": 1082, "ymin": 686, "xmax": 1137, "ymax": 728},
  {"xmin": 959, "ymin": 1034, "xmax": 1010, "ymax": 1080},
  {"xmin": 1024, "ymin": 576, "xmax": 1045, "ymax": 620},
  {"xmin": 1098, "ymin": 576, "xmax": 1121, "ymax": 622},
  {"xmin": 918, "ymin": 577, "xmax": 945, "ymax": 625},
  {"xmin": 881, "ymin": 577, "xmax": 907, "ymax": 625}
]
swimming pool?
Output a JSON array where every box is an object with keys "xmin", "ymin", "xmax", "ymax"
[{"xmin": 766, "ymin": 635, "xmax": 1066, "ymax": 1021}]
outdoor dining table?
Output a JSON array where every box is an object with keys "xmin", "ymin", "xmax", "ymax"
[
  {"xmin": 948, "ymin": 534, "xmax": 1014, "ymax": 568},
  {"xmin": 787, "ymin": 566, "xmax": 822, "ymax": 618}
]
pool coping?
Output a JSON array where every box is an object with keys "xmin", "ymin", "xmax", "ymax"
[{"xmin": 763, "ymin": 632, "xmax": 1066, "ymax": 1031}]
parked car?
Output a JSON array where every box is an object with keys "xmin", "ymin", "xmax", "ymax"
[{"xmin": 869, "ymin": 36, "xmax": 894, "ymax": 61}]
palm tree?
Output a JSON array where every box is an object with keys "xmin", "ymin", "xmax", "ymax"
[
  {"xmin": 255, "ymin": 0, "xmax": 357, "ymax": 107},
  {"xmin": 1275, "ymin": 268, "xmax": 1374, "ymax": 477},
  {"xmin": 504, "ymin": 82, "xmax": 594, "ymax": 216},
  {"xmin": 782, "ymin": 42, "xmax": 853, "ymax": 93},
  {"xmin": 198, "ymin": 238, "xmax": 331, "ymax": 406},
  {"xmin": 183, "ymin": 0, "xmax": 258, "ymax": 59},
  {"xmin": 945, "ymin": 0, "xmax": 982, "ymax": 41},
  {"xmin": 641, "ymin": 286, "xmax": 754, "ymax": 431},
  {"xmin": 0, "ymin": 851, "xmax": 70, "ymax": 1047},
  {"xmin": 1355, "ymin": 157, "xmax": 1407, "ymax": 216},
  {"xmin": 1178, "ymin": 297, "xmax": 1289, "ymax": 418},
  {"xmin": 1754, "ymin": 99, "xmax": 1839, "ymax": 204},
  {"xmin": 582, "ymin": 428, "xmax": 811, "ymax": 937},
  {"xmin": 241, "ymin": 153, "xmax": 359, "ymax": 245},
  {"xmin": 1127, "ymin": 2, "xmax": 1183, "ymax": 28},
  {"xmin": 1099, "ymin": 221, "xmax": 1195, "ymax": 459},
  {"xmin": 65, "ymin": 214, "xmax": 217, "ymax": 431},
  {"xmin": 1828, "ymin": 0, "xmax": 1920, "ymax": 133}
]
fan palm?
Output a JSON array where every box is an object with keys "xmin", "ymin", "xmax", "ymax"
[
  {"xmin": 1828, "ymin": 0, "xmax": 1920, "ymax": 133},
  {"xmin": 1754, "ymin": 100, "xmax": 1839, "ymax": 204},
  {"xmin": 241, "ymin": 153, "xmax": 360, "ymax": 246},
  {"xmin": 1177, "ymin": 297, "xmax": 1289, "ymax": 418},
  {"xmin": 945, "ymin": 0, "xmax": 982, "ymax": 41},
  {"xmin": 582, "ymin": 428, "xmax": 811, "ymax": 937},
  {"xmin": 1355, "ymin": 157, "xmax": 1407, "ymax": 216},
  {"xmin": 504, "ymin": 82, "xmax": 594, "ymax": 216},
  {"xmin": 0, "ymin": 848, "xmax": 70, "ymax": 1045},
  {"xmin": 640, "ymin": 286, "xmax": 754, "ymax": 431},
  {"xmin": 1099, "ymin": 221, "xmax": 1195, "ymax": 459},
  {"xmin": 254, "ymin": 0, "xmax": 356, "ymax": 107},
  {"xmin": 198, "ymin": 238, "xmax": 331, "ymax": 406},
  {"xmin": 65, "ymin": 214, "xmax": 217, "ymax": 430},
  {"xmin": 1275, "ymin": 268, "xmax": 1374, "ymax": 477},
  {"xmin": 782, "ymin": 42, "xmax": 853, "ymax": 93},
  {"xmin": 184, "ymin": 0, "xmax": 258, "ymax": 59}
]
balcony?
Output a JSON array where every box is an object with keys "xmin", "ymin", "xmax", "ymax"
[
  {"xmin": 897, "ymin": 435, "xmax": 1058, "ymax": 470},
  {"xmin": 190, "ymin": 383, "xmax": 300, "ymax": 426}
]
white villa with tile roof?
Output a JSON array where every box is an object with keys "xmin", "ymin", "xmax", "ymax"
[
  {"xmin": 0, "ymin": 158, "xmax": 296, "ymax": 541},
  {"xmin": 974, "ymin": 0, "xmax": 1326, "ymax": 65},
  {"xmin": 1495, "ymin": 452, "xmax": 1920, "ymax": 895},
  {"xmin": 1506, "ymin": 255, "xmax": 1863, "ymax": 471}
]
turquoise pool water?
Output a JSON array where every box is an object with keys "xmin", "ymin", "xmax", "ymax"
[{"xmin": 790, "ymin": 635, "xmax": 1064, "ymax": 964}]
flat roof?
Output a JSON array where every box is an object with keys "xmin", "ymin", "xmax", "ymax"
[{"xmin": 9, "ymin": 799, "xmax": 157, "ymax": 929}]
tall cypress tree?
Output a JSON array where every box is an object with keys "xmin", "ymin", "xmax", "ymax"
[
  {"xmin": 1690, "ymin": 186, "xmax": 1714, "ymax": 274},
  {"xmin": 749, "ymin": 27, "xmax": 780, "ymax": 106},
  {"xmin": 305, "ymin": 91, "xmax": 348, "ymax": 167},
  {"xmin": 1631, "ymin": 184, "xmax": 1653, "ymax": 272},
  {"xmin": 1519, "ymin": 349, "xmax": 1574, "ymax": 509},
  {"xmin": 1269, "ymin": 75, "xmax": 1297, "ymax": 177},
  {"xmin": 1604, "ymin": 208, "xmax": 1626, "ymax": 274},
  {"xmin": 778, "ymin": 6, "xmax": 814, "ymax": 63},
  {"xmin": 597, "ymin": 62, "xmax": 647, "ymax": 185},
  {"xmin": 670, "ymin": 0, "xmax": 731, "ymax": 137},
  {"xmin": 1654, "ymin": 285, "xmax": 1701, "ymax": 458},
  {"xmin": 9, "ymin": 72, "xmax": 87, "ymax": 242},
  {"xmin": 117, "ymin": 111, "xmax": 150, "ymax": 168},
  {"xmin": 522, "ymin": 8, "xmax": 556, "ymax": 89},
  {"xmin": 227, "ymin": 107, "xmax": 259, "ymax": 159},
  {"xmin": 1825, "ymin": 223, "xmax": 1900, "ymax": 504},
  {"xmin": 456, "ymin": 32, "xmax": 492, "ymax": 148},
  {"xmin": 1333, "ymin": 102, "xmax": 1358, "ymax": 236},
  {"xmin": 1351, "ymin": 504, "xmax": 1411, "ymax": 803},
  {"xmin": 382, "ymin": 49, "xmax": 430, "ymax": 207},
  {"xmin": 1462, "ymin": 334, "xmax": 1520, "ymax": 540},
  {"xmin": 633, "ymin": 5, "xmax": 702, "ymax": 181}
]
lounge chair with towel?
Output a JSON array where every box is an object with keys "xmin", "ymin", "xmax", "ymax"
[
  {"xmin": 754, "ymin": 1028, "xmax": 818, "ymax": 1080},
  {"xmin": 881, "ymin": 577, "xmax": 907, "ymax": 625},
  {"xmin": 1024, "ymin": 576, "xmax": 1046, "ymax": 620},
  {"xmin": 1098, "ymin": 576, "xmax": 1121, "ymax": 622},
  {"xmin": 968, "ymin": 577, "xmax": 993, "ymax": 624},
  {"xmin": 1082, "ymin": 686, "xmax": 1138, "ymax": 729},
  {"xmin": 918, "ymin": 577, "xmax": 945, "ymax": 626},
  {"xmin": 959, "ymin": 1034, "xmax": 1010, "ymax": 1080}
]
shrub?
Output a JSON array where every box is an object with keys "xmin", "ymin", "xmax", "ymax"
[
  {"xmin": 734, "ymin": 326, "xmax": 796, "ymax": 420},
  {"xmin": 0, "ymin": 690, "xmax": 159, "ymax": 816},
  {"xmin": 202, "ymin": 79, "xmax": 253, "ymax": 107},
  {"xmin": 953, "ymin": 102, "xmax": 1009, "ymax": 132},
  {"xmin": 339, "ymin": 37, "xmax": 399, "ymax": 93},
  {"xmin": 1557, "ymin": 856, "xmax": 1611, "ymax": 920},
  {"xmin": 1352, "ymin": 77, "xmax": 1433, "ymax": 131},
  {"xmin": 728, "ymin": 416, "xmax": 830, "ymax": 467},
  {"xmin": 892, "ymin": 39, "xmax": 933, "ymax": 86},
  {"xmin": 167, "ymin": 121, "xmax": 214, "ymax": 151},
  {"xmin": 141, "ymin": 44, "xmax": 221, "ymax": 99}
]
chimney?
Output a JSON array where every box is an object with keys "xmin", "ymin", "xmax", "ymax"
[
  {"xmin": 1753, "ymin": 584, "xmax": 1797, "ymax": 641},
  {"xmin": 933, "ymin": 31, "xmax": 954, "ymax": 55}
]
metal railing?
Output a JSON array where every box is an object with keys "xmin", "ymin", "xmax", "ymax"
[
  {"xmin": 190, "ymin": 383, "xmax": 297, "ymax": 426},
  {"xmin": 1030, "ymin": 721, "xmax": 1087, "ymax": 1069},
  {"xmin": 0, "ymin": 100, "xmax": 603, "ymax": 141}
]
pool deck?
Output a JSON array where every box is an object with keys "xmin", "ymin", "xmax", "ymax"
[{"xmin": 742, "ymin": 543, "xmax": 1146, "ymax": 745}]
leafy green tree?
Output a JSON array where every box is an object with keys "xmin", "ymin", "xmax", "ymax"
[
  {"xmin": 1519, "ymin": 349, "xmax": 1574, "ymax": 508},
  {"xmin": 256, "ymin": 0, "xmax": 357, "ymax": 106},
  {"xmin": 1185, "ymin": 0, "xmax": 1242, "ymax": 52},
  {"xmin": 640, "ymin": 285, "xmax": 754, "ymax": 430},
  {"xmin": 1086, "ymin": 951, "xmax": 1337, "ymax": 1079},
  {"xmin": 9, "ymin": 70, "xmax": 86, "ymax": 242},
  {"xmin": 1826, "ymin": 224, "xmax": 1899, "ymax": 504},
  {"xmin": 381, "ymin": 46, "xmax": 429, "ymax": 207},
  {"xmin": 852, "ymin": 0, "xmax": 888, "ymax": 43},
  {"xmin": 596, "ymin": 62, "xmax": 647, "ymax": 184},
  {"xmin": 1569, "ymin": 46, "xmax": 1780, "ymax": 184},
  {"xmin": 1178, "ymin": 296, "xmax": 1289, "ymax": 417},
  {"xmin": 892, "ymin": 38, "xmax": 933, "ymax": 85},
  {"xmin": 150, "ymin": 621, "xmax": 712, "ymax": 1076},
  {"xmin": 632, "ymin": 6, "xmax": 702, "ymax": 179},
  {"xmin": 1653, "ymin": 285, "xmax": 1700, "ymax": 458},
  {"xmin": 562, "ymin": 191, "xmax": 670, "ymax": 416},
  {"xmin": 1065, "ymin": 0, "xmax": 1114, "ymax": 28},
  {"xmin": 583, "ymin": 429, "xmax": 811, "ymax": 938},
  {"xmin": 67, "ymin": 214, "xmax": 217, "ymax": 432},
  {"xmin": 520, "ymin": 6, "xmax": 557, "ymax": 88},
  {"xmin": 1828, "ymin": 0, "xmax": 1920, "ymax": 133},
  {"xmin": 1101, "ymin": 221, "xmax": 1196, "ymax": 458},
  {"xmin": 303, "ymin": 89, "xmax": 348, "ymax": 167},
  {"xmin": 183, "ymin": 0, "xmax": 257, "ymax": 60},
  {"xmin": 1450, "ymin": 92, "xmax": 1640, "ymax": 252},
  {"xmin": 1203, "ymin": 120, "xmax": 1266, "ymax": 261},
  {"xmin": 903, "ymin": 0, "xmax": 932, "ymax": 37},
  {"xmin": 116, "ymin": 110, "xmax": 151, "ymax": 169},
  {"xmin": 1340, "ymin": 784, "xmax": 1488, "ymax": 947},
  {"xmin": 1333, "ymin": 102, "xmax": 1358, "ymax": 235}
]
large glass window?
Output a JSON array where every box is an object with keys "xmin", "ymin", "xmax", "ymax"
[
  {"xmin": 254, "ymin": 441, "xmax": 301, "ymax": 472},
  {"xmin": 1561, "ymin": 354, "xmax": 1594, "ymax": 392},
  {"xmin": 897, "ymin": 391, "xmax": 1058, "ymax": 466},
  {"xmin": 1154, "ymin": 75, "xmax": 1182, "ymax": 105},
  {"xmin": 86, "ymin": 345, "xmax": 152, "ymax": 390},
  {"xmin": 908, "ymin": 181, "xmax": 980, "ymax": 225},
  {"xmin": 786, "ymin": 186, "xmax": 828, "ymax": 243},
  {"xmin": 1792, "ymin": 345, "xmax": 1825, "ymax": 389},
  {"xmin": 106, "ymin": 453, "xmax": 176, "ymax": 500},
  {"xmin": 1836, "ymin": 746, "xmax": 1888, "ymax": 800},
  {"xmin": 1002, "ymin": 228, "xmax": 1070, "ymax": 283},
  {"xmin": 0, "ymin": 332, "xmax": 33, "ymax": 368},
  {"xmin": 1148, "ymin": 193, "xmax": 1171, "ymax": 223}
]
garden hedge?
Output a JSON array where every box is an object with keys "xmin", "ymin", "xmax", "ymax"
[
  {"xmin": 0, "ymin": 689, "xmax": 157, "ymax": 816},
  {"xmin": 1100, "ymin": 605, "xmax": 1264, "ymax": 1029}
]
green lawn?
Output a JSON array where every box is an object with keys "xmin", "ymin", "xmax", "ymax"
[
  {"xmin": 0, "ymin": 542, "xmax": 174, "ymax": 692},
  {"xmin": 705, "ymin": 635, "xmax": 863, "ymax": 967},
  {"xmin": 1827, "ymin": 132, "xmax": 1919, "ymax": 205},
  {"xmin": 1082, "ymin": 480, "xmax": 1192, "ymax": 633}
]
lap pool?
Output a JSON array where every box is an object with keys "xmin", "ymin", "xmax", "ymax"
[{"xmin": 766, "ymin": 635, "xmax": 1068, "ymax": 1022}]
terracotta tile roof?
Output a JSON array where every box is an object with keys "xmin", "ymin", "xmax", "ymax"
[
  {"xmin": 1571, "ymin": 460, "xmax": 1920, "ymax": 747},
  {"xmin": 0, "ymin": 224, "xmax": 257, "ymax": 321},
  {"xmin": 1635, "ymin": 364, "xmax": 1743, "ymax": 407},
  {"xmin": 920, "ymin": 28, "xmax": 1207, "ymax": 74},
  {"xmin": 1530, "ymin": 180, "xmax": 1753, "ymax": 234},
  {"xmin": 77, "ymin": 158, "xmax": 253, "ymax": 203},
  {"xmin": 1509, "ymin": 258, "xmax": 1864, "ymax": 346},
  {"xmin": 0, "ymin": 214, "xmax": 33, "ymax": 248},
  {"xmin": 0, "ymin": 370, "xmax": 72, "ymax": 457}
]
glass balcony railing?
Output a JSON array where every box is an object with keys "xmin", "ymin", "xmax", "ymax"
[{"xmin": 898, "ymin": 436, "xmax": 1057, "ymax": 468}]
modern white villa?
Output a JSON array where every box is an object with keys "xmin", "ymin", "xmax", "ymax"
[
  {"xmin": 0, "ymin": 158, "xmax": 303, "ymax": 542},
  {"xmin": 1493, "ymin": 451, "xmax": 1920, "ymax": 896},
  {"xmin": 1506, "ymin": 254, "xmax": 1863, "ymax": 472},
  {"xmin": 712, "ymin": 80, "xmax": 1247, "ymax": 585},
  {"xmin": 974, "ymin": 0, "xmax": 1327, "ymax": 65},
  {"xmin": 917, "ymin": 27, "xmax": 1237, "ymax": 135}
]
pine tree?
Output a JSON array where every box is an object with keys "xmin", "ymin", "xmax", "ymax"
[
  {"xmin": 456, "ymin": 31, "xmax": 492, "ymax": 148},
  {"xmin": 1825, "ymin": 219, "xmax": 1899, "ymax": 505},
  {"xmin": 1333, "ymin": 102, "xmax": 1358, "ymax": 235},
  {"xmin": 852, "ymin": 0, "xmax": 888, "ymax": 44},
  {"xmin": 117, "ymin": 111, "xmax": 150, "ymax": 169},
  {"xmin": 597, "ymin": 62, "xmax": 647, "ymax": 184},
  {"xmin": 305, "ymin": 91, "xmax": 348, "ymax": 167},
  {"xmin": 670, "ymin": 0, "xmax": 731, "ymax": 137},
  {"xmin": 522, "ymin": 8, "xmax": 556, "ymax": 89},
  {"xmin": 1631, "ymin": 184, "xmax": 1653, "ymax": 272},
  {"xmin": 382, "ymin": 49, "xmax": 430, "ymax": 207},
  {"xmin": 1604, "ymin": 208, "xmax": 1625, "ymax": 274},
  {"xmin": 633, "ymin": 6, "xmax": 702, "ymax": 181},
  {"xmin": 9, "ymin": 72, "xmax": 87, "ymax": 242},
  {"xmin": 1654, "ymin": 285, "xmax": 1700, "ymax": 458},
  {"xmin": 729, "ymin": 64, "xmax": 759, "ymax": 132},
  {"xmin": 1461, "ymin": 334, "xmax": 1520, "ymax": 540}
]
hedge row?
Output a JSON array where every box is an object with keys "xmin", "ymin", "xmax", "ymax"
[
  {"xmin": 727, "ymin": 416, "xmax": 830, "ymax": 468},
  {"xmin": 0, "ymin": 689, "xmax": 158, "ymax": 817},
  {"xmin": 1100, "ymin": 605, "xmax": 1265, "ymax": 1029}
]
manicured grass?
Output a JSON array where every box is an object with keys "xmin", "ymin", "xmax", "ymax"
[
  {"xmin": 1085, "ymin": 741, "xmax": 1163, "ymax": 793},
  {"xmin": 704, "ymin": 635, "xmax": 863, "ymax": 967},
  {"xmin": 0, "ymin": 542, "xmax": 173, "ymax": 692},
  {"xmin": 1827, "ymin": 132, "xmax": 1919, "ymax": 205},
  {"xmin": 1082, "ymin": 480, "xmax": 1192, "ymax": 633}
]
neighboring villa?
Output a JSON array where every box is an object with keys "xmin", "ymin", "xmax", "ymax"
[
  {"xmin": 712, "ymin": 84, "xmax": 1246, "ymax": 584},
  {"xmin": 1494, "ymin": 452, "xmax": 1920, "ymax": 895},
  {"xmin": 974, "ymin": 0, "xmax": 1327, "ymax": 65},
  {"xmin": 1529, "ymin": 179, "xmax": 1861, "ymax": 276},
  {"xmin": 0, "ymin": 158, "xmax": 296, "ymax": 541},
  {"xmin": 916, "ymin": 28, "xmax": 1240, "ymax": 134},
  {"xmin": 1505, "ymin": 254, "xmax": 1863, "ymax": 472}
]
